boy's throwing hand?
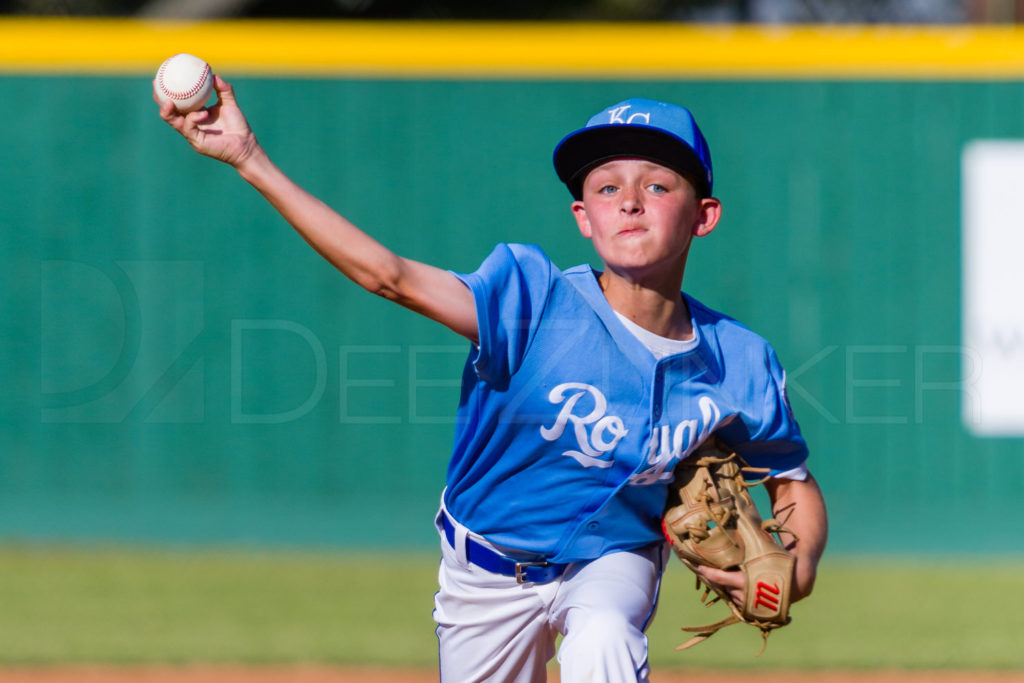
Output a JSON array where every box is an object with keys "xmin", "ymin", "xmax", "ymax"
[{"xmin": 154, "ymin": 75, "xmax": 259, "ymax": 169}]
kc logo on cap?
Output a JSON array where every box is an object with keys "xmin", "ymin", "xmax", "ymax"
[{"xmin": 606, "ymin": 105, "xmax": 652, "ymax": 125}]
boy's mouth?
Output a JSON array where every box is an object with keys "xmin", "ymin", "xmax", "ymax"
[{"xmin": 617, "ymin": 224, "xmax": 647, "ymax": 237}]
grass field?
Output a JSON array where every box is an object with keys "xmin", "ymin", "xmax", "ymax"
[{"xmin": 0, "ymin": 546, "xmax": 1021, "ymax": 672}]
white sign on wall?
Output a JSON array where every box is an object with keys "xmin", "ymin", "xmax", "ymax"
[{"xmin": 962, "ymin": 140, "xmax": 1024, "ymax": 436}]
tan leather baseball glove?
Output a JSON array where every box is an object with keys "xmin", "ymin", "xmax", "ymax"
[{"xmin": 662, "ymin": 436, "xmax": 796, "ymax": 654}]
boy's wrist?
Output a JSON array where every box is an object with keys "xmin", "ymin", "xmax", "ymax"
[{"xmin": 234, "ymin": 144, "xmax": 272, "ymax": 183}]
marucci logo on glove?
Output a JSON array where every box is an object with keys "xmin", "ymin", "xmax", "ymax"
[{"xmin": 753, "ymin": 581, "xmax": 782, "ymax": 612}]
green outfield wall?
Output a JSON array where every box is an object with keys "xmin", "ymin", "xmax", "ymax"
[{"xmin": 3, "ymin": 20, "xmax": 1024, "ymax": 554}]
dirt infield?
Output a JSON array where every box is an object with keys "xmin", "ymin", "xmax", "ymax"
[{"xmin": 0, "ymin": 668, "xmax": 1021, "ymax": 682}]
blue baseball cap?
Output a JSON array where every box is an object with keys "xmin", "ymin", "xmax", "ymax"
[{"xmin": 553, "ymin": 98, "xmax": 713, "ymax": 200}]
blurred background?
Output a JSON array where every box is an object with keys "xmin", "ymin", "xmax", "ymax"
[
  {"xmin": 3, "ymin": 0, "xmax": 1024, "ymax": 674},
  {"xmin": 0, "ymin": 0, "xmax": 1020, "ymax": 21}
]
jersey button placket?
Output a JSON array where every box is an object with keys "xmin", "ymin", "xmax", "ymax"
[{"xmin": 651, "ymin": 363, "xmax": 664, "ymax": 422}]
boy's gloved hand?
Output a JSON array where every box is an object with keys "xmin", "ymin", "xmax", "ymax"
[{"xmin": 662, "ymin": 437, "xmax": 796, "ymax": 655}]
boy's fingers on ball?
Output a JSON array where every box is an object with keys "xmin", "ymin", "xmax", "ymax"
[
  {"xmin": 153, "ymin": 85, "xmax": 178, "ymax": 120},
  {"xmin": 158, "ymin": 101, "xmax": 183, "ymax": 125},
  {"xmin": 213, "ymin": 75, "xmax": 237, "ymax": 103}
]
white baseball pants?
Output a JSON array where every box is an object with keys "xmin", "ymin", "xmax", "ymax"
[{"xmin": 433, "ymin": 510, "xmax": 666, "ymax": 683}]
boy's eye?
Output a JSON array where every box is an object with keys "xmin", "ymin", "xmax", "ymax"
[
  {"xmin": 647, "ymin": 183, "xmax": 667, "ymax": 193},
  {"xmin": 598, "ymin": 185, "xmax": 618, "ymax": 194}
]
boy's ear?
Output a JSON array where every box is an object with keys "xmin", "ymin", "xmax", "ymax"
[
  {"xmin": 571, "ymin": 200, "xmax": 593, "ymax": 239},
  {"xmin": 693, "ymin": 197, "xmax": 722, "ymax": 238}
]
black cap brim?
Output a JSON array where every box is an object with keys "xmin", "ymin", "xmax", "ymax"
[{"xmin": 553, "ymin": 126, "xmax": 711, "ymax": 200}]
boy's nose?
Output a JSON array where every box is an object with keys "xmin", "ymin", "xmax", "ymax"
[{"xmin": 619, "ymin": 188, "xmax": 643, "ymax": 214}]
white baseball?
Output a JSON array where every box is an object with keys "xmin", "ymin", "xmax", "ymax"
[{"xmin": 155, "ymin": 53, "xmax": 214, "ymax": 113}]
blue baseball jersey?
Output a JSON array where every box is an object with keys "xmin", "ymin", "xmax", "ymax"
[{"xmin": 444, "ymin": 243, "xmax": 807, "ymax": 564}]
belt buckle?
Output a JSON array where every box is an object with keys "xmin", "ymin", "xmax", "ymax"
[{"xmin": 514, "ymin": 560, "xmax": 551, "ymax": 584}]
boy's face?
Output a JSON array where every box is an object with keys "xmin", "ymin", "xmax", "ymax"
[{"xmin": 571, "ymin": 158, "xmax": 720, "ymax": 281}]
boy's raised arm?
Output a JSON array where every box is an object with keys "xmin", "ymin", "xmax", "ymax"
[{"xmin": 155, "ymin": 75, "xmax": 479, "ymax": 343}]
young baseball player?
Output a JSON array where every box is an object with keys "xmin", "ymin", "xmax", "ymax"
[{"xmin": 157, "ymin": 79, "xmax": 827, "ymax": 682}]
